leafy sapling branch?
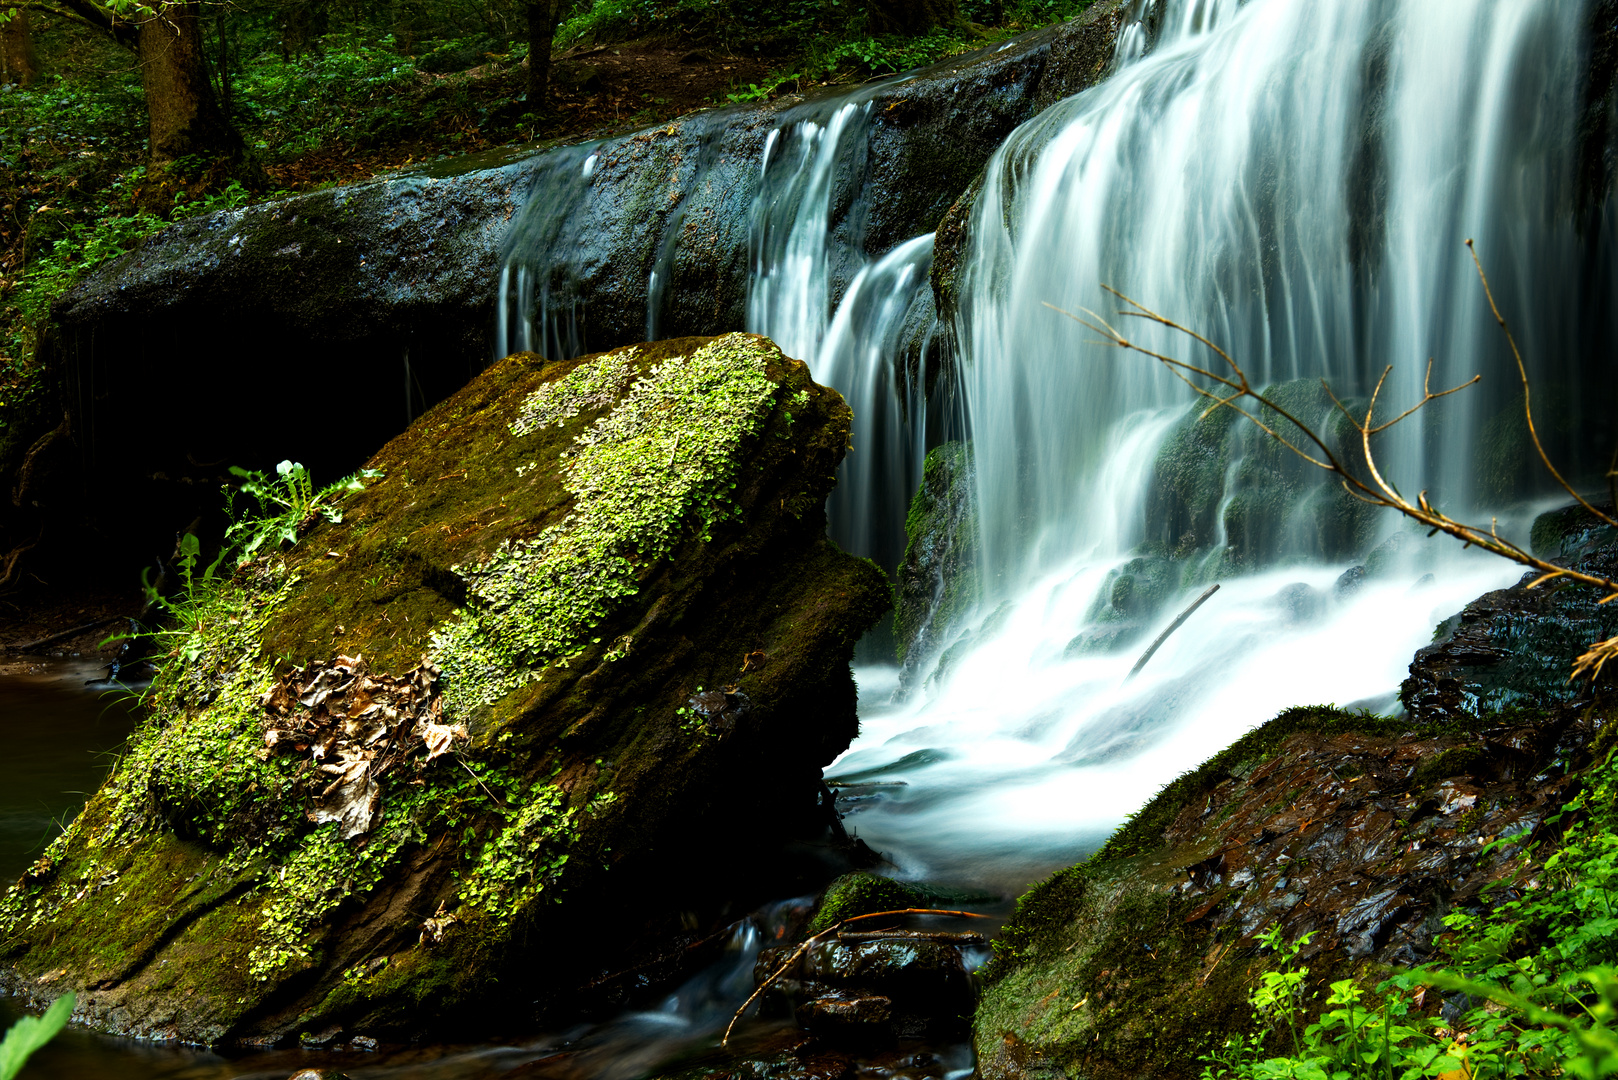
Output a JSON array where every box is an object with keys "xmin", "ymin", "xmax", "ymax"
[{"xmin": 0, "ymin": 992, "xmax": 74, "ymax": 1080}]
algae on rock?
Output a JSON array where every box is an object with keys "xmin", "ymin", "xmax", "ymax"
[
  {"xmin": 892, "ymin": 441, "xmax": 978, "ymax": 692},
  {"xmin": 0, "ymin": 333, "xmax": 889, "ymax": 1048}
]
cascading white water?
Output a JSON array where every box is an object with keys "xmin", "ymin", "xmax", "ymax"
[
  {"xmin": 486, "ymin": 0, "xmax": 1609, "ymax": 893},
  {"xmin": 746, "ymin": 97, "xmax": 944, "ymax": 574},
  {"xmin": 829, "ymin": 0, "xmax": 1607, "ymax": 891},
  {"xmin": 958, "ymin": 0, "xmax": 1592, "ymax": 587}
]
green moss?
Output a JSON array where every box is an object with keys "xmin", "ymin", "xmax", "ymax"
[
  {"xmin": 431, "ymin": 334, "xmax": 783, "ymax": 718},
  {"xmin": 894, "ymin": 441, "xmax": 978, "ymax": 666},
  {"xmin": 976, "ymin": 876, "xmax": 1256, "ymax": 1080},
  {"xmin": 1408, "ymin": 746, "xmax": 1487, "ymax": 789},
  {"xmin": 1144, "ymin": 400, "xmax": 1237, "ymax": 553},
  {"xmin": 808, "ymin": 872, "xmax": 930, "ymax": 935},
  {"xmin": 249, "ymin": 821, "xmax": 411, "ymax": 980},
  {"xmin": 456, "ymin": 782, "xmax": 577, "ymax": 924}
]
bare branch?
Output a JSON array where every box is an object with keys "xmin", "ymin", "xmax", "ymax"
[
  {"xmin": 1467, "ymin": 238, "xmax": 1618, "ymax": 533},
  {"xmin": 1051, "ymin": 244, "xmax": 1618, "ymax": 684}
]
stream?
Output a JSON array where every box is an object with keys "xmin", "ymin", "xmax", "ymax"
[{"xmin": 8, "ymin": 0, "xmax": 1616, "ymax": 1072}]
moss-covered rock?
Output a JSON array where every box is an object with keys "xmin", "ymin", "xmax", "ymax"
[
  {"xmin": 803, "ymin": 870, "xmax": 996, "ymax": 934},
  {"xmin": 1140, "ymin": 382, "xmax": 1378, "ymax": 569},
  {"xmin": 892, "ymin": 441, "xmax": 978, "ymax": 682},
  {"xmin": 1529, "ymin": 500, "xmax": 1618, "ymax": 561},
  {"xmin": 0, "ymin": 333, "xmax": 889, "ymax": 1047},
  {"xmin": 973, "ymin": 703, "xmax": 1599, "ymax": 1080}
]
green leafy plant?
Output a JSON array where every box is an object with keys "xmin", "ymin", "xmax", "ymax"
[
  {"xmin": 1201, "ymin": 747, "xmax": 1618, "ymax": 1080},
  {"xmin": 0, "ymin": 992, "xmax": 75, "ymax": 1080},
  {"xmin": 114, "ymin": 462, "xmax": 378, "ymax": 667},
  {"xmin": 226, "ymin": 461, "xmax": 380, "ymax": 562}
]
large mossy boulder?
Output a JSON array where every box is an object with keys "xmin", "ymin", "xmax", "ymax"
[{"xmin": 0, "ymin": 333, "xmax": 889, "ymax": 1046}]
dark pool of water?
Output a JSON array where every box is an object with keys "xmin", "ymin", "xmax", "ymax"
[{"xmin": 0, "ymin": 659, "xmax": 141, "ymax": 885}]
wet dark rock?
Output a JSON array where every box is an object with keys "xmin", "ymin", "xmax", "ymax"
[
  {"xmin": 1136, "ymin": 381, "xmax": 1378, "ymax": 569},
  {"xmin": 893, "ymin": 441, "xmax": 977, "ymax": 686},
  {"xmin": 796, "ymin": 989, "xmax": 895, "ymax": 1036},
  {"xmin": 22, "ymin": 0, "xmax": 1134, "ymax": 584},
  {"xmin": 1401, "ymin": 516, "xmax": 1618, "ymax": 721},
  {"xmin": 0, "ymin": 335, "xmax": 890, "ymax": 1046},
  {"xmin": 1335, "ymin": 565, "xmax": 1367, "ymax": 597},
  {"xmin": 758, "ymin": 930, "xmax": 978, "ymax": 1044},
  {"xmin": 689, "ymin": 688, "xmax": 752, "ymax": 735},
  {"xmin": 1530, "ymin": 501, "xmax": 1618, "ymax": 559}
]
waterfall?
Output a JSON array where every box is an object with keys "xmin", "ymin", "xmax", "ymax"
[
  {"xmin": 489, "ymin": 0, "xmax": 1614, "ymax": 889},
  {"xmin": 829, "ymin": 0, "xmax": 1614, "ymax": 889},
  {"xmin": 958, "ymin": 0, "xmax": 1599, "ymax": 591},
  {"xmin": 495, "ymin": 142, "xmax": 605, "ymax": 363},
  {"xmin": 746, "ymin": 95, "xmax": 947, "ymax": 572}
]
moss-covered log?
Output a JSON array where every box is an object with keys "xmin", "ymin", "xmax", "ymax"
[{"xmin": 0, "ymin": 332, "xmax": 889, "ymax": 1046}]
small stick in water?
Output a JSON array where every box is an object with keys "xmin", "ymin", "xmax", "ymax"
[
  {"xmin": 1126, "ymin": 583, "xmax": 1220, "ymax": 681},
  {"xmin": 721, "ymin": 907, "xmax": 989, "ymax": 1047}
]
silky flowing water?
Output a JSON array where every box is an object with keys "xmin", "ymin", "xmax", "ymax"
[{"xmin": 11, "ymin": 0, "xmax": 1618, "ymax": 1073}]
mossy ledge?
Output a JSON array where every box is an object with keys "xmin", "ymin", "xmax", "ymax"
[
  {"xmin": 974, "ymin": 702, "xmax": 1603, "ymax": 1080},
  {"xmin": 0, "ymin": 333, "xmax": 889, "ymax": 1047}
]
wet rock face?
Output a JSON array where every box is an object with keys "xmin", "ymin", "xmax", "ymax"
[
  {"xmin": 892, "ymin": 441, "xmax": 977, "ymax": 684},
  {"xmin": 1403, "ymin": 514, "xmax": 1618, "ymax": 721},
  {"xmin": 1140, "ymin": 381, "xmax": 1378, "ymax": 568},
  {"xmin": 0, "ymin": 334, "xmax": 890, "ymax": 1047},
  {"xmin": 758, "ymin": 931, "xmax": 982, "ymax": 1043},
  {"xmin": 973, "ymin": 703, "xmax": 1603, "ymax": 1080},
  {"xmin": 26, "ymin": 1, "xmax": 1133, "ymax": 579}
]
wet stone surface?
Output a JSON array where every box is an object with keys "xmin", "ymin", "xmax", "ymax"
[
  {"xmin": 1158, "ymin": 714, "xmax": 1590, "ymax": 969},
  {"xmin": 756, "ymin": 929, "xmax": 981, "ymax": 1043},
  {"xmin": 1402, "ymin": 531, "xmax": 1618, "ymax": 720}
]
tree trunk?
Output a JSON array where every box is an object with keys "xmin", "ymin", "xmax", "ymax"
[
  {"xmin": 1, "ymin": 10, "xmax": 39, "ymax": 87},
  {"xmin": 138, "ymin": 1, "xmax": 246, "ymax": 167},
  {"xmin": 526, "ymin": 0, "xmax": 562, "ymax": 111}
]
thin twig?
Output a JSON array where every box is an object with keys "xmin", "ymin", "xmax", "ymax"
[
  {"xmin": 721, "ymin": 907, "xmax": 990, "ymax": 1047},
  {"xmin": 1466, "ymin": 238, "xmax": 1618, "ymax": 533},
  {"xmin": 1127, "ymin": 584, "xmax": 1220, "ymax": 681}
]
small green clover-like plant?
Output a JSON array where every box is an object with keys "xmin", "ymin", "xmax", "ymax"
[{"xmin": 0, "ymin": 992, "xmax": 75, "ymax": 1080}]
